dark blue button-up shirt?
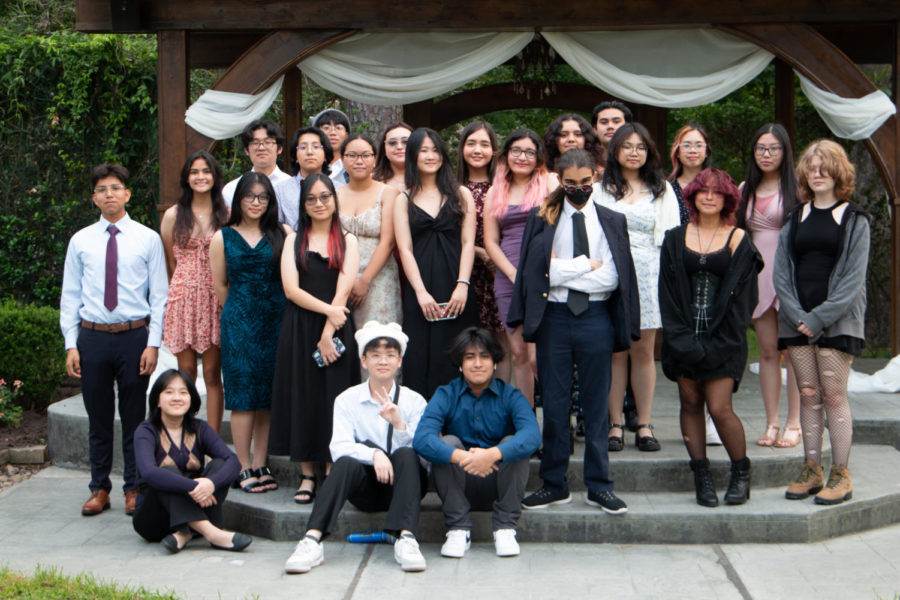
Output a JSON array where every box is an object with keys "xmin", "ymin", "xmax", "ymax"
[{"xmin": 413, "ymin": 376, "xmax": 540, "ymax": 465}]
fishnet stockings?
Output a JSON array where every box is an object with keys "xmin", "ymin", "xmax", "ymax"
[
  {"xmin": 678, "ymin": 377, "xmax": 746, "ymax": 461},
  {"xmin": 787, "ymin": 345, "xmax": 853, "ymax": 466}
]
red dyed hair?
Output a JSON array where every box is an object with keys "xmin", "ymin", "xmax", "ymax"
[
  {"xmin": 296, "ymin": 173, "xmax": 346, "ymax": 271},
  {"xmin": 682, "ymin": 168, "xmax": 741, "ymax": 226}
]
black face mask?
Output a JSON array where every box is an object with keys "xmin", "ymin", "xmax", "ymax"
[{"xmin": 566, "ymin": 189, "xmax": 592, "ymax": 207}]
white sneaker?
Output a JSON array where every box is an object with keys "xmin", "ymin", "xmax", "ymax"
[
  {"xmin": 706, "ymin": 414, "xmax": 723, "ymax": 446},
  {"xmin": 493, "ymin": 529, "xmax": 520, "ymax": 557},
  {"xmin": 440, "ymin": 529, "xmax": 470, "ymax": 558},
  {"xmin": 394, "ymin": 534, "xmax": 427, "ymax": 572},
  {"xmin": 284, "ymin": 536, "xmax": 324, "ymax": 574}
]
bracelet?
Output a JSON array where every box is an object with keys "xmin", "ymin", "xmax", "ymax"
[{"xmin": 456, "ymin": 280, "xmax": 470, "ymax": 286}]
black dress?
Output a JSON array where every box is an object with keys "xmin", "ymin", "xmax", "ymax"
[
  {"xmin": 269, "ymin": 249, "xmax": 360, "ymax": 463},
  {"xmin": 659, "ymin": 225, "xmax": 763, "ymax": 391},
  {"xmin": 402, "ymin": 198, "xmax": 478, "ymax": 399}
]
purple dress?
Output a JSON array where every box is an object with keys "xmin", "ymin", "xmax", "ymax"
[{"xmin": 494, "ymin": 202, "xmax": 530, "ymax": 332}]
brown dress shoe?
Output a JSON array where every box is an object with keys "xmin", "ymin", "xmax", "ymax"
[
  {"xmin": 82, "ymin": 490, "xmax": 111, "ymax": 516},
  {"xmin": 785, "ymin": 460, "xmax": 824, "ymax": 500},
  {"xmin": 124, "ymin": 490, "xmax": 139, "ymax": 516},
  {"xmin": 814, "ymin": 464, "xmax": 853, "ymax": 505}
]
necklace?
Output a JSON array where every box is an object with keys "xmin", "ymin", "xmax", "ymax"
[{"xmin": 695, "ymin": 222, "xmax": 722, "ymax": 266}]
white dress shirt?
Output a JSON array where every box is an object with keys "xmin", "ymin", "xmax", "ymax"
[
  {"xmin": 329, "ymin": 380, "xmax": 428, "ymax": 465},
  {"xmin": 59, "ymin": 213, "xmax": 168, "ymax": 349},
  {"xmin": 548, "ymin": 200, "xmax": 618, "ymax": 302},
  {"xmin": 275, "ymin": 174, "xmax": 304, "ymax": 231},
  {"xmin": 222, "ymin": 165, "xmax": 290, "ymax": 209},
  {"xmin": 329, "ymin": 158, "xmax": 349, "ymax": 188}
]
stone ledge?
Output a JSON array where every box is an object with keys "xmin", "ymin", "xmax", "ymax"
[{"xmin": 0, "ymin": 445, "xmax": 48, "ymax": 465}]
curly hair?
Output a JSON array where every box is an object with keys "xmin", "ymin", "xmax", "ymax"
[{"xmin": 796, "ymin": 139, "xmax": 856, "ymax": 202}]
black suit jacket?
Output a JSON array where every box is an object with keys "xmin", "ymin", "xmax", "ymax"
[{"xmin": 507, "ymin": 202, "xmax": 640, "ymax": 351}]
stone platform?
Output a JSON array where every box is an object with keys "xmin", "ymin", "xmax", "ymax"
[{"xmin": 48, "ymin": 359, "xmax": 900, "ymax": 544}]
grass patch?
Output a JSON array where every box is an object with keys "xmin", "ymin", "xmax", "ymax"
[{"xmin": 0, "ymin": 566, "xmax": 181, "ymax": 599}]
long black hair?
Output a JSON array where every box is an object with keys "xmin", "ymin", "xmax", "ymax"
[
  {"xmin": 539, "ymin": 148, "xmax": 596, "ymax": 226},
  {"xmin": 148, "ymin": 369, "xmax": 202, "ymax": 434},
  {"xmin": 226, "ymin": 171, "xmax": 286, "ymax": 266},
  {"xmin": 602, "ymin": 122, "xmax": 666, "ymax": 201},
  {"xmin": 173, "ymin": 150, "xmax": 227, "ymax": 246},
  {"xmin": 737, "ymin": 122, "xmax": 797, "ymax": 228},
  {"xmin": 543, "ymin": 113, "xmax": 604, "ymax": 171},
  {"xmin": 405, "ymin": 128, "xmax": 464, "ymax": 219},
  {"xmin": 288, "ymin": 126, "xmax": 333, "ymax": 177},
  {"xmin": 294, "ymin": 173, "xmax": 346, "ymax": 271},
  {"xmin": 456, "ymin": 120, "xmax": 498, "ymax": 184}
]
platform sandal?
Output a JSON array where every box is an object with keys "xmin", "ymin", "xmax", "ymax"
[
  {"xmin": 234, "ymin": 468, "xmax": 260, "ymax": 492},
  {"xmin": 635, "ymin": 424, "xmax": 661, "ymax": 452},
  {"xmin": 253, "ymin": 466, "xmax": 278, "ymax": 492},
  {"xmin": 293, "ymin": 474, "xmax": 317, "ymax": 504},
  {"xmin": 608, "ymin": 423, "xmax": 625, "ymax": 452}
]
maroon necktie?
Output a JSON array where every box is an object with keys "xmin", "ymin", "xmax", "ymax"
[{"xmin": 104, "ymin": 224, "xmax": 119, "ymax": 311}]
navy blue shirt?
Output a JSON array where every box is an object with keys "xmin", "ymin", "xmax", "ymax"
[{"xmin": 413, "ymin": 376, "xmax": 540, "ymax": 465}]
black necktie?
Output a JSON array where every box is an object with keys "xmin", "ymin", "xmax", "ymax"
[
  {"xmin": 567, "ymin": 211, "xmax": 590, "ymax": 316},
  {"xmin": 385, "ymin": 384, "xmax": 401, "ymax": 454}
]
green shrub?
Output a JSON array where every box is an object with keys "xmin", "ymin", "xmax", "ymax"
[{"xmin": 0, "ymin": 300, "xmax": 66, "ymax": 410}]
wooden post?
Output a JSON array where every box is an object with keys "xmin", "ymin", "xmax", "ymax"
[
  {"xmin": 282, "ymin": 67, "xmax": 304, "ymax": 174},
  {"xmin": 774, "ymin": 58, "xmax": 796, "ymax": 145},
  {"xmin": 402, "ymin": 100, "xmax": 433, "ymax": 129},
  {"xmin": 157, "ymin": 31, "xmax": 189, "ymax": 213}
]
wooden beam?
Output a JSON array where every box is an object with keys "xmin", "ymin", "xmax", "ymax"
[
  {"xmin": 183, "ymin": 29, "xmax": 356, "ymax": 155},
  {"xmin": 402, "ymin": 100, "xmax": 433, "ymax": 130},
  {"xmin": 157, "ymin": 30, "xmax": 189, "ymax": 213},
  {"xmin": 76, "ymin": 0, "xmax": 900, "ymax": 32},
  {"xmin": 813, "ymin": 23, "xmax": 896, "ymax": 64},
  {"xmin": 633, "ymin": 105, "xmax": 669, "ymax": 153},
  {"xmin": 774, "ymin": 58, "xmax": 796, "ymax": 145},
  {"xmin": 188, "ymin": 32, "xmax": 265, "ymax": 69},
  {"xmin": 282, "ymin": 68, "xmax": 303, "ymax": 173}
]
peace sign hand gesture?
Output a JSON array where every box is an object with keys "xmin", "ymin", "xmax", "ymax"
[{"xmin": 373, "ymin": 385, "xmax": 404, "ymax": 430}]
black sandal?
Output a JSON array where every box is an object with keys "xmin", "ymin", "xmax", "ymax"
[
  {"xmin": 235, "ymin": 468, "xmax": 261, "ymax": 492},
  {"xmin": 293, "ymin": 474, "xmax": 316, "ymax": 504},
  {"xmin": 635, "ymin": 424, "xmax": 661, "ymax": 452},
  {"xmin": 253, "ymin": 466, "xmax": 278, "ymax": 492},
  {"xmin": 608, "ymin": 423, "xmax": 625, "ymax": 452}
]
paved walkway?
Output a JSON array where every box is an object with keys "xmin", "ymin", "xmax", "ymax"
[{"xmin": 0, "ymin": 466, "xmax": 898, "ymax": 599}]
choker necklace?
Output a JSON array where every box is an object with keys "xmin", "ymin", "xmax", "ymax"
[{"xmin": 696, "ymin": 222, "xmax": 721, "ymax": 266}]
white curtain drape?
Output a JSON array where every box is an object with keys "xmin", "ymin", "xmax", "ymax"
[
  {"xmin": 298, "ymin": 32, "xmax": 534, "ymax": 106},
  {"xmin": 183, "ymin": 30, "xmax": 896, "ymax": 143},
  {"xmin": 797, "ymin": 73, "xmax": 897, "ymax": 141},
  {"xmin": 541, "ymin": 30, "xmax": 774, "ymax": 108},
  {"xmin": 184, "ymin": 76, "xmax": 284, "ymax": 140}
]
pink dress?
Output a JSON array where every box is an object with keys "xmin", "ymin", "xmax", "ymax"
[
  {"xmin": 745, "ymin": 191, "xmax": 781, "ymax": 320},
  {"xmin": 162, "ymin": 232, "xmax": 221, "ymax": 354}
]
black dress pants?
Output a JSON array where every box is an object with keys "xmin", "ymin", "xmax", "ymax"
[{"xmin": 133, "ymin": 459, "xmax": 229, "ymax": 542}]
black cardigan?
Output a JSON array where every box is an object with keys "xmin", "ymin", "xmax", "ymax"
[{"xmin": 659, "ymin": 225, "xmax": 763, "ymax": 391}]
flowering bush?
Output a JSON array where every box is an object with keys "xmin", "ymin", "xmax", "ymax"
[{"xmin": 0, "ymin": 379, "xmax": 24, "ymax": 428}]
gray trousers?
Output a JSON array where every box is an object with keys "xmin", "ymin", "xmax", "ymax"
[{"xmin": 431, "ymin": 435, "xmax": 529, "ymax": 531}]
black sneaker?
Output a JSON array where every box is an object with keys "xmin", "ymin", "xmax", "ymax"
[
  {"xmin": 586, "ymin": 490, "xmax": 628, "ymax": 514},
  {"xmin": 522, "ymin": 486, "xmax": 572, "ymax": 510}
]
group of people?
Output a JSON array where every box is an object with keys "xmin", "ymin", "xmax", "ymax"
[{"xmin": 59, "ymin": 100, "xmax": 869, "ymax": 567}]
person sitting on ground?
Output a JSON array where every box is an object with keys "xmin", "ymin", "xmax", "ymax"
[
  {"xmin": 413, "ymin": 327, "xmax": 540, "ymax": 559},
  {"xmin": 284, "ymin": 321, "xmax": 429, "ymax": 574},
  {"xmin": 133, "ymin": 369, "xmax": 251, "ymax": 554}
]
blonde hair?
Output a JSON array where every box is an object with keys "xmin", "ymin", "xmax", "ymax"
[{"xmin": 796, "ymin": 139, "xmax": 855, "ymax": 202}]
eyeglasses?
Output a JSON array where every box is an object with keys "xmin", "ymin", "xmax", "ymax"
[
  {"xmin": 298, "ymin": 144, "xmax": 324, "ymax": 152},
  {"xmin": 805, "ymin": 165, "xmax": 831, "ymax": 176},
  {"xmin": 319, "ymin": 124, "xmax": 346, "ymax": 133},
  {"xmin": 241, "ymin": 193, "xmax": 270, "ymax": 205},
  {"xmin": 622, "ymin": 144, "xmax": 648, "ymax": 154},
  {"xmin": 755, "ymin": 145, "xmax": 783, "ymax": 156},
  {"xmin": 248, "ymin": 139, "xmax": 277, "ymax": 150},
  {"xmin": 93, "ymin": 184, "xmax": 126, "ymax": 194},
  {"xmin": 305, "ymin": 192, "xmax": 334, "ymax": 206},
  {"xmin": 563, "ymin": 184, "xmax": 594, "ymax": 195},
  {"xmin": 509, "ymin": 147, "xmax": 536, "ymax": 159},
  {"xmin": 365, "ymin": 352, "xmax": 400, "ymax": 362},
  {"xmin": 344, "ymin": 151, "xmax": 375, "ymax": 161},
  {"xmin": 679, "ymin": 142, "xmax": 707, "ymax": 151},
  {"xmin": 385, "ymin": 137, "xmax": 408, "ymax": 148}
]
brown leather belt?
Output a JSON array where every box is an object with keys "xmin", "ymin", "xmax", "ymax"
[{"xmin": 81, "ymin": 318, "xmax": 149, "ymax": 333}]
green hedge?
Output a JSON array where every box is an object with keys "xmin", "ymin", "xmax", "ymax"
[
  {"xmin": 0, "ymin": 300, "xmax": 66, "ymax": 410},
  {"xmin": 0, "ymin": 31, "xmax": 159, "ymax": 306}
]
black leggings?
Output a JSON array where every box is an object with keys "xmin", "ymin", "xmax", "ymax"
[{"xmin": 132, "ymin": 458, "xmax": 230, "ymax": 542}]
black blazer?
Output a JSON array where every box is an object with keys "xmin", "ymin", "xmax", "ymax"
[{"xmin": 507, "ymin": 202, "xmax": 640, "ymax": 351}]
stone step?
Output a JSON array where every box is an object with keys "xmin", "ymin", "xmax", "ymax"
[{"xmin": 223, "ymin": 444, "xmax": 900, "ymax": 544}]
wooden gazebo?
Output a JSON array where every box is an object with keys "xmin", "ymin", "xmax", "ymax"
[{"xmin": 76, "ymin": 0, "xmax": 900, "ymax": 349}]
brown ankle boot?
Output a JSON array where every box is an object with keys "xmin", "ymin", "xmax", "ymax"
[
  {"xmin": 785, "ymin": 460, "xmax": 824, "ymax": 500},
  {"xmin": 814, "ymin": 465, "xmax": 853, "ymax": 505}
]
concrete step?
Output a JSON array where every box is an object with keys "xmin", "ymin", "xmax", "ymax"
[{"xmin": 223, "ymin": 445, "xmax": 900, "ymax": 544}]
